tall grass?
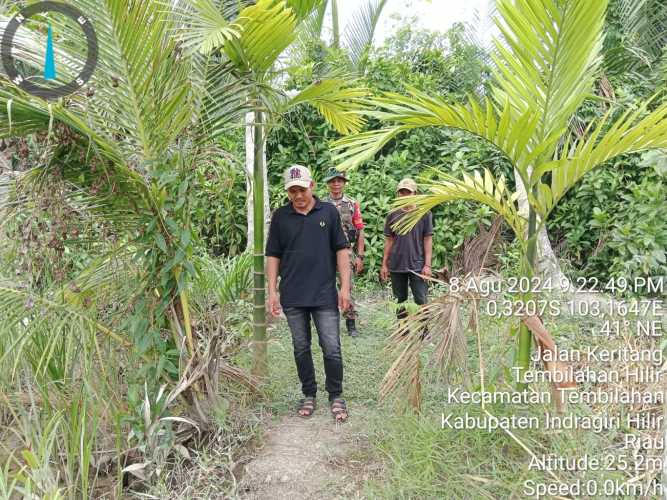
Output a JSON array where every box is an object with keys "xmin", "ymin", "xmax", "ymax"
[
  {"xmin": 0, "ymin": 247, "xmax": 256, "ymax": 497},
  {"xmin": 0, "ymin": 389, "xmax": 102, "ymax": 500},
  {"xmin": 364, "ymin": 405, "xmax": 623, "ymax": 499}
]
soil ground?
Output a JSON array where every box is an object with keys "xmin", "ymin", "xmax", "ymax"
[{"xmin": 235, "ymin": 293, "xmax": 390, "ymax": 499}]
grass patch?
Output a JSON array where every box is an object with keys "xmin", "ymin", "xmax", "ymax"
[{"xmin": 259, "ymin": 285, "xmax": 663, "ymax": 499}]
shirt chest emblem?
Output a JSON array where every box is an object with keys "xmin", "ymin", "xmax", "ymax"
[{"xmin": 319, "ymin": 220, "xmax": 326, "ymax": 228}]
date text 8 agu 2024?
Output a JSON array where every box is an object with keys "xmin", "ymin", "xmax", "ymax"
[{"xmin": 452, "ymin": 276, "xmax": 664, "ymax": 296}]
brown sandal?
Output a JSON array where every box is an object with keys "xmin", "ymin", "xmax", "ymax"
[
  {"xmin": 330, "ymin": 398, "xmax": 348, "ymax": 423},
  {"xmin": 297, "ymin": 397, "xmax": 316, "ymax": 418}
]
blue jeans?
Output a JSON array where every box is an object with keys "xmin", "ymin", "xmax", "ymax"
[{"xmin": 283, "ymin": 306, "xmax": 343, "ymax": 401}]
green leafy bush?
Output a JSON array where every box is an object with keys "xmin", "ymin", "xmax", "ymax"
[
  {"xmin": 593, "ymin": 176, "xmax": 667, "ymax": 279},
  {"xmin": 190, "ymin": 138, "xmax": 247, "ymax": 257},
  {"xmin": 549, "ymin": 151, "xmax": 667, "ymax": 285}
]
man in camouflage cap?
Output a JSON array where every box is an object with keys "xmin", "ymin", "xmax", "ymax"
[{"xmin": 323, "ymin": 169, "xmax": 365, "ymax": 337}]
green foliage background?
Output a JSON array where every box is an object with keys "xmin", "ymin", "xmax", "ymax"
[
  {"xmin": 195, "ymin": 20, "xmax": 666, "ymax": 286},
  {"xmin": 1, "ymin": 1, "xmax": 665, "ymax": 496},
  {"xmin": 268, "ymin": 21, "xmax": 667, "ymax": 286}
]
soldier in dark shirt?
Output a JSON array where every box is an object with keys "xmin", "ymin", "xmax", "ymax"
[
  {"xmin": 266, "ymin": 165, "xmax": 351, "ymax": 422},
  {"xmin": 380, "ymin": 178, "xmax": 433, "ymax": 320}
]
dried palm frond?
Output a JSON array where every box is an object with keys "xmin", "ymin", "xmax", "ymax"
[
  {"xmin": 379, "ymin": 329, "xmax": 422, "ymax": 411},
  {"xmin": 380, "ymin": 217, "xmax": 504, "ymax": 410},
  {"xmin": 428, "ymin": 298, "xmax": 466, "ymax": 378},
  {"xmin": 379, "ymin": 212, "xmax": 578, "ymax": 412},
  {"xmin": 380, "ymin": 283, "xmax": 481, "ymax": 410},
  {"xmin": 380, "ymin": 217, "xmax": 502, "ymax": 408},
  {"xmin": 445, "ymin": 216, "xmax": 503, "ymax": 278},
  {"xmin": 460, "ymin": 216, "xmax": 504, "ymax": 276}
]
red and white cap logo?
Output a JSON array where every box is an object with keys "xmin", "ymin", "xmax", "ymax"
[
  {"xmin": 289, "ymin": 167, "xmax": 302, "ymax": 179},
  {"xmin": 284, "ymin": 164, "xmax": 312, "ymax": 190}
]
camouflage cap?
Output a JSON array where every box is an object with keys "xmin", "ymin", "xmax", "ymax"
[{"xmin": 324, "ymin": 168, "xmax": 349, "ymax": 183}]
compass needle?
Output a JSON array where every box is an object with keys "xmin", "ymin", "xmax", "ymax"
[
  {"xmin": 2, "ymin": 2, "xmax": 97, "ymax": 99},
  {"xmin": 44, "ymin": 23, "xmax": 56, "ymax": 81}
]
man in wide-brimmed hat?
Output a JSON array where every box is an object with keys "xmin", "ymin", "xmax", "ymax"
[
  {"xmin": 323, "ymin": 168, "xmax": 365, "ymax": 337},
  {"xmin": 380, "ymin": 177, "xmax": 433, "ymax": 320}
]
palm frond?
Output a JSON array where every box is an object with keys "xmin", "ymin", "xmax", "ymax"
[
  {"xmin": 0, "ymin": 143, "xmax": 152, "ymax": 228},
  {"xmin": 196, "ymin": 60, "xmax": 256, "ymax": 140},
  {"xmin": 380, "ymin": 294, "xmax": 471, "ymax": 408},
  {"xmin": 0, "ymin": 0, "xmax": 255, "ymax": 197},
  {"xmin": 462, "ymin": 0, "xmax": 497, "ymax": 58},
  {"xmin": 390, "ymin": 170, "xmax": 525, "ymax": 238},
  {"xmin": 62, "ymin": 242, "xmax": 148, "ymax": 308},
  {"xmin": 225, "ymin": 0, "xmax": 299, "ymax": 75},
  {"xmin": 0, "ymin": 13, "xmax": 47, "ymax": 78},
  {"xmin": 96, "ymin": 0, "xmax": 192, "ymax": 159},
  {"xmin": 0, "ymin": 285, "xmax": 131, "ymax": 381},
  {"xmin": 0, "ymin": 89, "xmax": 54, "ymax": 138},
  {"xmin": 331, "ymin": 125, "xmax": 412, "ymax": 170},
  {"xmin": 284, "ymin": 79, "xmax": 369, "ymax": 134},
  {"xmin": 618, "ymin": 0, "xmax": 667, "ymax": 61},
  {"xmin": 0, "ymin": 0, "xmax": 194, "ymax": 163},
  {"xmin": 380, "ymin": 227, "xmax": 507, "ymax": 409},
  {"xmin": 379, "ymin": 327, "xmax": 423, "ymax": 407},
  {"xmin": 492, "ymin": 0, "xmax": 606, "ymax": 147},
  {"xmin": 284, "ymin": 0, "xmax": 325, "ymax": 20},
  {"xmin": 196, "ymin": 253, "xmax": 252, "ymax": 305},
  {"xmin": 342, "ymin": 0, "xmax": 389, "ymax": 71},
  {"xmin": 603, "ymin": 44, "xmax": 654, "ymax": 79},
  {"xmin": 285, "ymin": 0, "xmax": 328, "ymax": 72},
  {"xmin": 167, "ymin": 0, "xmax": 244, "ymax": 56},
  {"xmin": 660, "ymin": 48, "xmax": 667, "ymax": 83},
  {"xmin": 331, "ymin": 0, "xmax": 610, "ymax": 175},
  {"xmin": 534, "ymin": 96, "xmax": 667, "ymax": 215},
  {"xmin": 331, "ymin": 88, "xmax": 563, "ymax": 178},
  {"xmin": 456, "ymin": 215, "xmax": 504, "ymax": 275}
]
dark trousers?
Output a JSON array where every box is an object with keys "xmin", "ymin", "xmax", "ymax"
[
  {"xmin": 390, "ymin": 271, "xmax": 428, "ymax": 318},
  {"xmin": 283, "ymin": 306, "xmax": 343, "ymax": 401}
]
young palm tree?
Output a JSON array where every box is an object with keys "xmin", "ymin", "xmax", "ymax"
[
  {"xmin": 175, "ymin": 0, "xmax": 368, "ymax": 378},
  {"xmin": 293, "ymin": 0, "xmax": 389, "ymax": 73},
  {"xmin": 610, "ymin": 0, "xmax": 667, "ymax": 77},
  {"xmin": 332, "ymin": 0, "xmax": 667, "ymax": 390},
  {"xmin": 0, "ymin": 0, "xmax": 266, "ymax": 393}
]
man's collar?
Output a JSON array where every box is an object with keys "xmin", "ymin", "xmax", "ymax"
[{"xmin": 288, "ymin": 196, "xmax": 322, "ymax": 214}]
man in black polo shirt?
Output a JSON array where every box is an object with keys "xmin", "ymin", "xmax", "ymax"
[{"xmin": 266, "ymin": 164, "xmax": 351, "ymax": 422}]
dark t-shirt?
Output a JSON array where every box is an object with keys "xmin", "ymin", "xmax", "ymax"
[
  {"xmin": 265, "ymin": 198, "xmax": 349, "ymax": 308},
  {"xmin": 383, "ymin": 210, "xmax": 433, "ymax": 272}
]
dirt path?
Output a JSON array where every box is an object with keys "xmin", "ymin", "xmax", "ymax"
[
  {"xmin": 238, "ymin": 410, "xmax": 367, "ymax": 499},
  {"xmin": 235, "ymin": 297, "xmax": 388, "ymax": 499}
]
